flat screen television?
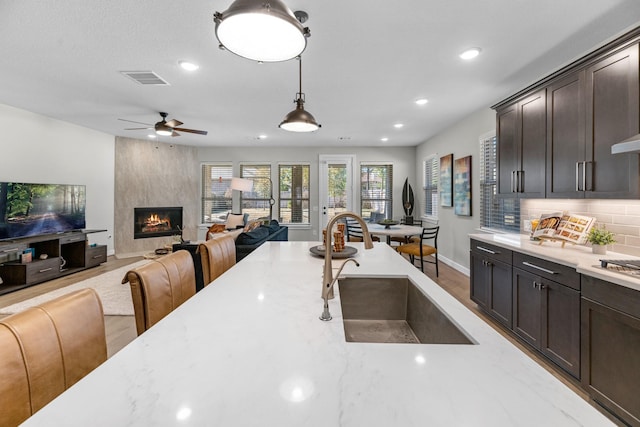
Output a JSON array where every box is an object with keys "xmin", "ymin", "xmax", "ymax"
[{"xmin": 0, "ymin": 182, "xmax": 86, "ymax": 241}]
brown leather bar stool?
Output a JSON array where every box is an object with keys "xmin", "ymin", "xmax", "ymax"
[
  {"xmin": 0, "ymin": 288, "xmax": 107, "ymax": 426},
  {"xmin": 122, "ymin": 250, "xmax": 196, "ymax": 335},
  {"xmin": 198, "ymin": 234, "xmax": 237, "ymax": 285}
]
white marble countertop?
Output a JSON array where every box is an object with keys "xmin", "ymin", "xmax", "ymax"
[
  {"xmin": 470, "ymin": 232, "xmax": 640, "ymax": 292},
  {"xmin": 23, "ymin": 242, "xmax": 613, "ymax": 426}
]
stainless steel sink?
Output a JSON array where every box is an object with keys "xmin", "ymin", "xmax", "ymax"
[{"xmin": 337, "ymin": 277, "xmax": 474, "ymax": 344}]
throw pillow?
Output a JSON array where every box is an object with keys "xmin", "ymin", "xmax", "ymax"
[
  {"xmin": 243, "ymin": 220, "xmax": 262, "ymax": 232},
  {"xmin": 235, "ymin": 227, "xmax": 270, "ymax": 245},
  {"xmin": 226, "ymin": 213, "xmax": 245, "ymax": 229}
]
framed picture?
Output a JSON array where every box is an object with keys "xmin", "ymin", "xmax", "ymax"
[
  {"xmin": 439, "ymin": 154, "xmax": 453, "ymax": 207},
  {"xmin": 454, "ymin": 155, "xmax": 472, "ymax": 216}
]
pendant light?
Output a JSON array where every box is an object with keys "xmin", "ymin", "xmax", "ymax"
[
  {"xmin": 279, "ymin": 56, "xmax": 321, "ymax": 132},
  {"xmin": 214, "ymin": 1, "xmax": 310, "ymax": 62}
]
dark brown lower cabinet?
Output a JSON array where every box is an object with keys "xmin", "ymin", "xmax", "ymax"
[
  {"xmin": 513, "ymin": 267, "xmax": 580, "ymax": 378},
  {"xmin": 582, "ymin": 276, "xmax": 640, "ymax": 426},
  {"xmin": 470, "ymin": 240, "xmax": 512, "ymax": 328}
]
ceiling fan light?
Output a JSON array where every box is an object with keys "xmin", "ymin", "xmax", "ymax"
[
  {"xmin": 214, "ymin": 0, "xmax": 309, "ymax": 62},
  {"xmin": 155, "ymin": 129, "xmax": 172, "ymax": 136},
  {"xmin": 279, "ymin": 99, "xmax": 320, "ymax": 132}
]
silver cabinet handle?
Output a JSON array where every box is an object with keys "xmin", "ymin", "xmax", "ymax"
[
  {"xmin": 522, "ymin": 261, "xmax": 556, "ymax": 275},
  {"xmin": 511, "ymin": 170, "xmax": 516, "ymax": 192},
  {"xmin": 582, "ymin": 161, "xmax": 587, "ymax": 192},
  {"xmin": 476, "ymin": 246, "xmax": 498, "ymax": 255},
  {"xmin": 38, "ymin": 267, "xmax": 53, "ymax": 273},
  {"xmin": 92, "ymin": 255, "xmax": 103, "ymax": 259},
  {"xmin": 575, "ymin": 162, "xmax": 580, "ymax": 191},
  {"xmin": 584, "ymin": 161, "xmax": 592, "ymax": 191},
  {"xmin": 517, "ymin": 170, "xmax": 523, "ymax": 193}
]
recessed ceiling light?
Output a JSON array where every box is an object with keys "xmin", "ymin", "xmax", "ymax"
[
  {"xmin": 147, "ymin": 134, "xmax": 157, "ymax": 139},
  {"xmin": 257, "ymin": 134, "xmax": 268, "ymax": 140},
  {"xmin": 415, "ymin": 98, "xmax": 428, "ymax": 106},
  {"xmin": 179, "ymin": 60, "xmax": 200, "ymax": 71},
  {"xmin": 381, "ymin": 137, "xmax": 389, "ymax": 142},
  {"xmin": 459, "ymin": 48, "xmax": 481, "ymax": 60},
  {"xmin": 394, "ymin": 123, "xmax": 404, "ymax": 129}
]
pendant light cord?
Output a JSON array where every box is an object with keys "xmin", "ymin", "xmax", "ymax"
[{"xmin": 298, "ymin": 56, "xmax": 303, "ymax": 96}]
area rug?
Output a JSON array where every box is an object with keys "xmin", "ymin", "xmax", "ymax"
[{"xmin": 0, "ymin": 260, "xmax": 151, "ymax": 316}]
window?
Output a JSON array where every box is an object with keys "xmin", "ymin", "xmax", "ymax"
[
  {"xmin": 479, "ymin": 133, "xmax": 520, "ymax": 232},
  {"xmin": 240, "ymin": 164, "xmax": 272, "ymax": 220},
  {"xmin": 201, "ymin": 164, "xmax": 232, "ymax": 223},
  {"xmin": 278, "ymin": 164, "xmax": 310, "ymax": 224},
  {"xmin": 360, "ymin": 164, "xmax": 393, "ymax": 221},
  {"xmin": 423, "ymin": 156, "xmax": 439, "ymax": 219}
]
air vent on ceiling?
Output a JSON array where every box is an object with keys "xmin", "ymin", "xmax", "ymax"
[{"xmin": 120, "ymin": 71, "xmax": 169, "ymax": 85}]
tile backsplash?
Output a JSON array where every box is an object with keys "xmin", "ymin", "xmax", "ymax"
[{"xmin": 521, "ymin": 199, "xmax": 640, "ymax": 257}]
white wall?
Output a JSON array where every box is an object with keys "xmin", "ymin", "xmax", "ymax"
[
  {"xmin": 198, "ymin": 145, "xmax": 416, "ymax": 242},
  {"xmin": 415, "ymin": 107, "xmax": 496, "ymax": 273},
  {"xmin": 0, "ymin": 104, "xmax": 115, "ymax": 254}
]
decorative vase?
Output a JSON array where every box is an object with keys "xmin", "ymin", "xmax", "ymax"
[{"xmin": 592, "ymin": 244, "xmax": 607, "ymax": 255}]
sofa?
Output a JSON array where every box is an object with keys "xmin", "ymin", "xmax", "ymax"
[{"xmin": 234, "ymin": 220, "xmax": 288, "ymax": 261}]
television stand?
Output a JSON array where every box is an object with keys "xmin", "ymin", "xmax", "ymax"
[{"xmin": 0, "ymin": 230, "xmax": 107, "ymax": 296}]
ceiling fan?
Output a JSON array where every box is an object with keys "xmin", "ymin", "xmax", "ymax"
[{"xmin": 119, "ymin": 112, "xmax": 208, "ymax": 136}]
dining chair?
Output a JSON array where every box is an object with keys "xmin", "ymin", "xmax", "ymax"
[
  {"xmin": 198, "ymin": 234, "xmax": 237, "ymax": 285},
  {"xmin": 345, "ymin": 217, "xmax": 380, "ymax": 242},
  {"xmin": 122, "ymin": 250, "xmax": 196, "ymax": 335},
  {"xmin": 396, "ymin": 226, "xmax": 439, "ymax": 276},
  {"xmin": 389, "ymin": 218, "xmax": 424, "ymax": 247},
  {"xmin": 0, "ymin": 288, "xmax": 107, "ymax": 426}
]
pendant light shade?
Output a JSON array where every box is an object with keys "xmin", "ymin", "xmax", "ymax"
[
  {"xmin": 279, "ymin": 57, "xmax": 320, "ymax": 132},
  {"xmin": 214, "ymin": 0, "xmax": 310, "ymax": 62}
]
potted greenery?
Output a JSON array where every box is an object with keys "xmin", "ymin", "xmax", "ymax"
[{"xmin": 587, "ymin": 225, "xmax": 616, "ymax": 255}]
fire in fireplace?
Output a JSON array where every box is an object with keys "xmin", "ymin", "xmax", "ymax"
[{"xmin": 134, "ymin": 207, "xmax": 183, "ymax": 239}]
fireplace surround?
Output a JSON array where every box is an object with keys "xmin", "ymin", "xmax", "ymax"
[{"xmin": 134, "ymin": 207, "xmax": 183, "ymax": 239}]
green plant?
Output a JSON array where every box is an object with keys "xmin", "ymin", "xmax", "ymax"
[{"xmin": 587, "ymin": 225, "xmax": 616, "ymax": 245}]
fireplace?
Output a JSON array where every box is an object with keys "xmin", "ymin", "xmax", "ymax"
[{"xmin": 134, "ymin": 207, "xmax": 183, "ymax": 239}]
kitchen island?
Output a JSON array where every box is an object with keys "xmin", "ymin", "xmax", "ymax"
[{"xmin": 23, "ymin": 242, "xmax": 613, "ymax": 426}]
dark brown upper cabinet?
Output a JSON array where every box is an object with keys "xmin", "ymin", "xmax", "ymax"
[
  {"xmin": 584, "ymin": 44, "xmax": 640, "ymax": 198},
  {"xmin": 496, "ymin": 27, "xmax": 640, "ymax": 200},
  {"xmin": 497, "ymin": 90, "xmax": 546, "ymax": 198}
]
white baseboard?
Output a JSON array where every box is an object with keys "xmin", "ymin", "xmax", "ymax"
[{"xmin": 439, "ymin": 254, "xmax": 470, "ymax": 277}]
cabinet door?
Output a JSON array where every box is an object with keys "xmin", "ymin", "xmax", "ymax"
[
  {"xmin": 582, "ymin": 298, "xmax": 640, "ymax": 425},
  {"xmin": 542, "ymin": 280, "xmax": 580, "ymax": 378},
  {"xmin": 547, "ymin": 71, "xmax": 586, "ymax": 198},
  {"xmin": 518, "ymin": 90, "xmax": 546, "ymax": 198},
  {"xmin": 497, "ymin": 105, "xmax": 518, "ymax": 196},
  {"xmin": 488, "ymin": 258, "xmax": 512, "ymax": 328},
  {"xmin": 470, "ymin": 251, "xmax": 512, "ymax": 328},
  {"xmin": 585, "ymin": 44, "xmax": 640, "ymax": 198},
  {"xmin": 512, "ymin": 268, "xmax": 542, "ymax": 347},
  {"xmin": 470, "ymin": 251, "xmax": 490, "ymax": 310}
]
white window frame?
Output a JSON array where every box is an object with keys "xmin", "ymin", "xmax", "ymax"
[
  {"xmin": 201, "ymin": 163, "xmax": 233, "ymax": 224},
  {"xmin": 278, "ymin": 163, "xmax": 311, "ymax": 227}
]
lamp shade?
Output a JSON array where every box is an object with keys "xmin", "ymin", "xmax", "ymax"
[
  {"xmin": 214, "ymin": 0, "xmax": 309, "ymax": 62},
  {"xmin": 230, "ymin": 177, "xmax": 254, "ymax": 192},
  {"xmin": 279, "ymin": 98, "xmax": 320, "ymax": 132}
]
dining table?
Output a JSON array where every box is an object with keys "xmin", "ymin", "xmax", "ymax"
[
  {"xmin": 21, "ymin": 241, "xmax": 613, "ymax": 426},
  {"xmin": 366, "ymin": 223, "xmax": 423, "ymax": 245}
]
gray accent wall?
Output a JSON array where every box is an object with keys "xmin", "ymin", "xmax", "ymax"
[{"xmin": 415, "ymin": 108, "xmax": 496, "ymax": 274}]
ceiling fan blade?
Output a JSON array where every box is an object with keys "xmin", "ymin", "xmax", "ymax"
[
  {"xmin": 165, "ymin": 119, "xmax": 183, "ymax": 128},
  {"xmin": 173, "ymin": 127, "xmax": 208, "ymax": 135},
  {"xmin": 171, "ymin": 131, "xmax": 180, "ymax": 137},
  {"xmin": 118, "ymin": 118, "xmax": 152, "ymax": 126},
  {"xmin": 125, "ymin": 127, "xmax": 153, "ymax": 130}
]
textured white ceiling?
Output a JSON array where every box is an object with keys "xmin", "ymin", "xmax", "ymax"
[{"xmin": 1, "ymin": 1, "xmax": 639, "ymax": 147}]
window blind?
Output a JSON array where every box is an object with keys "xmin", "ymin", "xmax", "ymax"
[
  {"xmin": 279, "ymin": 164, "xmax": 310, "ymax": 224},
  {"xmin": 423, "ymin": 156, "xmax": 438, "ymax": 218},
  {"xmin": 240, "ymin": 164, "xmax": 271, "ymax": 220},
  {"xmin": 360, "ymin": 164, "xmax": 393, "ymax": 220},
  {"xmin": 479, "ymin": 135, "xmax": 520, "ymax": 232},
  {"xmin": 201, "ymin": 164, "xmax": 233, "ymax": 223}
]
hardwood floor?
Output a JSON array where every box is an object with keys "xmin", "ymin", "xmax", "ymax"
[
  {"xmin": 0, "ymin": 255, "xmax": 141, "ymax": 358},
  {"xmin": 0, "ymin": 251, "xmax": 619, "ymax": 423}
]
